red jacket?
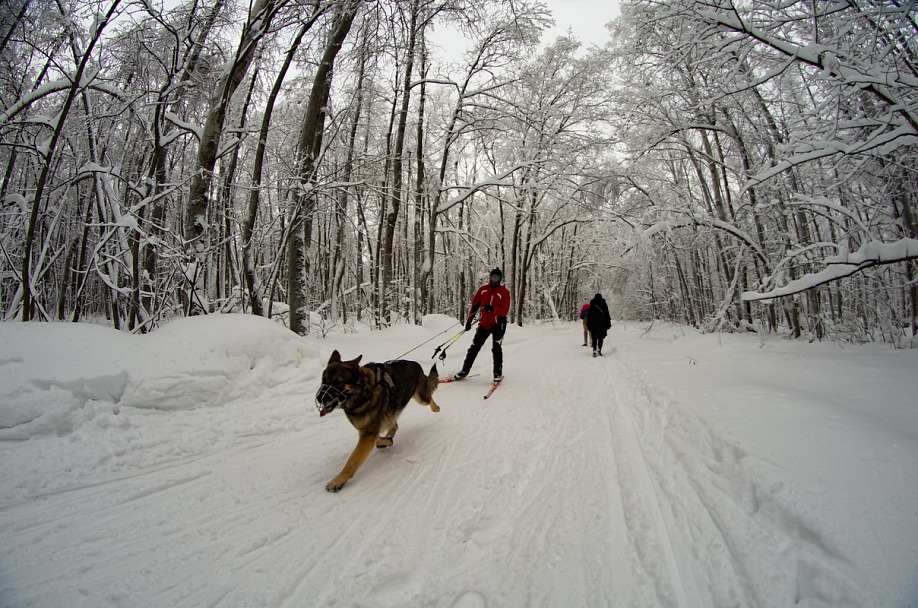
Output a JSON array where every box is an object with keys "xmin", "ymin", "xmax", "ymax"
[{"xmin": 468, "ymin": 284, "xmax": 511, "ymax": 330}]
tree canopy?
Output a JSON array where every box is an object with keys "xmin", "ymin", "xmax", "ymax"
[{"xmin": 1, "ymin": 0, "xmax": 915, "ymax": 346}]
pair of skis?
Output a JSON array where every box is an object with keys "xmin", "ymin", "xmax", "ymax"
[{"xmin": 439, "ymin": 374, "xmax": 503, "ymax": 399}]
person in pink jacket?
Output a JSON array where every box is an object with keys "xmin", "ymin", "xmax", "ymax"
[
  {"xmin": 453, "ymin": 268, "xmax": 511, "ymax": 382},
  {"xmin": 579, "ymin": 301, "xmax": 591, "ymax": 347}
]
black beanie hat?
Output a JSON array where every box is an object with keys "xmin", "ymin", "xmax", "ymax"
[{"xmin": 490, "ymin": 268, "xmax": 502, "ymax": 279}]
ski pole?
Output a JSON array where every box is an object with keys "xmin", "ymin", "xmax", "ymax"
[
  {"xmin": 432, "ymin": 329, "xmax": 466, "ymax": 361},
  {"xmin": 393, "ymin": 322, "xmax": 460, "ymax": 360}
]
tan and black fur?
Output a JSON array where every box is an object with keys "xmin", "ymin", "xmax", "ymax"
[{"xmin": 315, "ymin": 350, "xmax": 440, "ymax": 492}]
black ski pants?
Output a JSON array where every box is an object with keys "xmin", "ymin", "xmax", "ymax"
[
  {"xmin": 591, "ymin": 334, "xmax": 605, "ymax": 353},
  {"xmin": 461, "ymin": 323, "xmax": 505, "ymax": 376}
]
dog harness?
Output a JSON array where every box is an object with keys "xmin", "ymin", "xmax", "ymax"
[{"xmin": 366, "ymin": 362, "xmax": 397, "ymax": 395}]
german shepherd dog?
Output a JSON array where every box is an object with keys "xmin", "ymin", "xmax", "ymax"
[{"xmin": 315, "ymin": 350, "xmax": 440, "ymax": 492}]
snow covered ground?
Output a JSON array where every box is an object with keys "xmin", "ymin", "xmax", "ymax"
[{"xmin": 1, "ymin": 314, "xmax": 916, "ymax": 607}]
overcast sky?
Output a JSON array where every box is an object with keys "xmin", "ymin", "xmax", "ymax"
[
  {"xmin": 427, "ymin": 0, "xmax": 620, "ymax": 63},
  {"xmin": 543, "ymin": 0, "xmax": 620, "ymax": 48}
]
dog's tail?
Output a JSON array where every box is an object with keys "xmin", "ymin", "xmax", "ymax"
[{"xmin": 419, "ymin": 364, "xmax": 438, "ymax": 403}]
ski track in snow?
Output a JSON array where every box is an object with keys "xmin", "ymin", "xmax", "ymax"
[
  {"xmin": 606, "ymin": 349, "xmax": 870, "ymax": 608},
  {"xmin": 0, "ymin": 319, "xmax": 891, "ymax": 606}
]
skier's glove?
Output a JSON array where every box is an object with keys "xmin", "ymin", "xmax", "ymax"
[
  {"xmin": 465, "ymin": 318, "xmax": 473, "ymax": 332},
  {"xmin": 483, "ymin": 305, "xmax": 494, "ymax": 313}
]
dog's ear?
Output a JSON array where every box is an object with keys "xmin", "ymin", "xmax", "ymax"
[
  {"xmin": 328, "ymin": 350, "xmax": 342, "ymax": 364},
  {"xmin": 350, "ymin": 354, "xmax": 363, "ymax": 366}
]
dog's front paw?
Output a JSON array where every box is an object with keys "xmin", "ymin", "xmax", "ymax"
[
  {"xmin": 326, "ymin": 477, "xmax": 347, "ymax": 492},
  {"xmin": 376, "ymin": 436, "xmax": 394, "ymax": 448}
]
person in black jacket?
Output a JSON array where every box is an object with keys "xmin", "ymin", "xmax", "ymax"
[{"xmin": 586, "ymin": 293, "xmax": 611, "ymax": 357}]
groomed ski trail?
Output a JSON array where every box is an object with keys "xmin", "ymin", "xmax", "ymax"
[{"xmin": 0, "ymin": 321, "xmax": 867, "ymax": 607}]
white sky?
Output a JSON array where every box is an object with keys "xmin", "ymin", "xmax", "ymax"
[
  {"xmin": 427, "ymin": 0, "xmax": 620, "ymax": 64},
  {"xmin": 542, "ymin": 0, "xmax": 620, "ymax": 48}
]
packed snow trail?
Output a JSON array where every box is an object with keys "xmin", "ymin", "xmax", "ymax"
[
  {"xmin": 0, "ymin": 315, "xmax": 909, "ymax": 606},
  {"xmin": 0, "ymin": 321, "xmax": 641, "ymax": 607}
]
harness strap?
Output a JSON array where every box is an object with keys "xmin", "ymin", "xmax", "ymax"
[{"xmin": 367, "ymin": 362, "xmax": 397, "ymax": 394}]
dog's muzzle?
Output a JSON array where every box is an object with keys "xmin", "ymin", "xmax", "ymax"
[{"xmin": 315, "ymin": 384, "xmax": 348, "ymax": 417}]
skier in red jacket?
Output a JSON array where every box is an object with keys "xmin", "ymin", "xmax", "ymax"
[{"xmin": 453, "ymin": 268, "xmax": 511, "ymax": 382}]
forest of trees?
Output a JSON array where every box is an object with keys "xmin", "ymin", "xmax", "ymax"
[{"xmin": 1, "ymin": 0, "xmax": 916, "ymax": 346}]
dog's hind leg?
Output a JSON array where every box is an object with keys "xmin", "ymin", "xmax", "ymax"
[
  {"xmin": 377, "ymin": 421, "xmax": 397, "ymax": 448},
  {"xmin": 326, "ymin": 431, "xmax": 377, "ymax": 492}
]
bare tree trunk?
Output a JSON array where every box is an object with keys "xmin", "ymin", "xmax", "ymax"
[
  {"xmin": 140, "ymin": 0, "xmax": 225, "ymax": 319},
  {"xmin": 68, "ymin": 180, "xmax": 94, "ymax": 322},
  {"xmin": 55, "ymin": 2, "xmax": 137, "ymax": 328},
  {"xmin": 510, "ymin": 205, "xmax": 522, "ymax": 325},
  {"xmin": 891, "ymin": 167, "xmax": 918, "ymax": 338},
  {"xmin": 287, "ymin": 0, "xmax": 360, "ymax": 336},
  {"xmin": 184, "ymin": 0, "xmax": 280, "ymax": 248},
  {"xmin": 380, "ymin": 0, "xmax": 419, "ymax": 324},
  {"xmin": 372, "ymin": 68, "xmax": 401, "ymax": 326},
  {"xmin": 240, "ymin": 13, "xmax": 321, "ymax": 317},
  {"xmin": 412, "ymin": 41, "xmax": 428, "ymax": 324},
  {"xmin": 214, "ymin": 68, "xmax": 259, "ymax": 309},
  {"xmin": 356, "ymin": 193, "xmax": 372, "ymax": 322},
  {"xmin": 20, "ymin": 0, "xmax": 122, "ymax": 321},
  {"xmin": 515, "ymin": 190, "xmax": 539, "ymax": 326},
  {"xmin": 330, "ymin": 29, "xmax": 368, "ymax": 324},
  {"xmin": 0, "ymin": 0, "xmax": 29, "ymax": 58}
]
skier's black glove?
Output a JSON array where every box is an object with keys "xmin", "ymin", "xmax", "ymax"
[
  {"xmin": 465, "ymin": 318, "xmax": 473, "ymax": 332},
  {"xmin": 483, "ymin": 305, "xmax": 494, "ymax": 313}
]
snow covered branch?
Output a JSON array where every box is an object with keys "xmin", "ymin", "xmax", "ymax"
[
  {"xmin": 625, "ymin": 215, "xmax": 768, "ymax": 265},
  {"xmin": 700, "ymin": 5, "xmax": 918, "ymax": 136},
  {"xmin": 748, "ymin": 126, "xmax": 918, "ymax": 187},
  {"xmin": 742, "ymin": 239, "xmax": 918, "ymax": 302},
  {"xmin": 0, "ymin": 79, "xmax": 127, "ymax": 128},
  {"xmin": 438, "ymin": 161, "xmax": 540, "ymax": 213}
]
